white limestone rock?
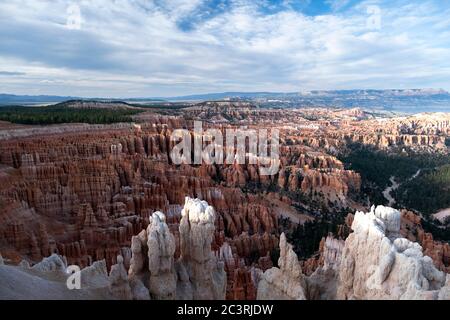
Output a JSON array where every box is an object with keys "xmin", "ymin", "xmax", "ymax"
[
  {"xmin": 19, "ymin": 260, "xmax": 31, "ymax": 269},
  {"xmin": 307, "ymin": 236, "xmax": 345, "ymax": 300},
  {"xmin": 130, "ymin": 277, "xmax": 151, "ymax": 300},
  {"xmin": 31, "ymin": 254, "xmax": 67, "ymax": 274},
  {"xmin": 337, "ymin": 205, "xmax": 448, "ymax": 300},
  {"xmin": 80, "ymin": 259, "xmax": 110, "ymax": 289},
  {"xmin": 127, "ymin": 230, "xmax": 151, "ymax": 300},
  {"xmin": 438, "ymin": 275, "xmax": 450, "ymax": 300},
  {"xmin": 374, "ymin": 205, "xmax": 401, "ymax": 235},
  {"xmin": 175, "ymin": 261, "xmax": 194, "ymax": 300},
  {"xmin": 177, "ymin": 197, "xmax": 226, "ymax": 300},
  {"xmin": 128, "ymin": 234, "xmax": 145, "ymax": 277},
  {"xmin": 0, "ymin": 255, "xmax": 114, "ymax": 299},
  {"xmin": 322, "ymin": 236, "xmax": 345, "ymax": 271},
  {"xmin": 147, "ymin": 211, "xmax": 177, "ymax": 300},
  {"xmin": 257, "ymin": 233, "xmax": 307, "ymax": 300},
  {"xmin": 126, "ymin": 200, "xmax": 226, "ymax": 300},
  {"xmin": 120, "ymin": 247, "xmax": 132, "ymax": 271},
  {"xmin": 109, "ymin": 255, "xmax": 133, "ymax": 300}
]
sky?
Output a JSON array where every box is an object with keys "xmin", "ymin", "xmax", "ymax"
[{"xmin": 0, "ymin": 0, "xmax": 449, "ymax": 98}]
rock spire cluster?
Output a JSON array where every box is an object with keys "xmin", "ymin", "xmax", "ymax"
[{"xmin": 257, "ymin": 205, "xmax": 450, "ymax": 300}]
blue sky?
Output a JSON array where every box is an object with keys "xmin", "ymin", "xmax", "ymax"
[{"xmin": 0, "ymin": 0, "xmax": 449, "ymax": 97}]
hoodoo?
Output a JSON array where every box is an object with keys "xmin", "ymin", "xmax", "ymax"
[{"xmin": 256, "ymin": 206, "xmax": 450, "ymax": 300}]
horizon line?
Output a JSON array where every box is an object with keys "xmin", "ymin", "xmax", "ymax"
[{"xmin": 1, "ymin": 88, "xmax": 448, "ymax": 101}]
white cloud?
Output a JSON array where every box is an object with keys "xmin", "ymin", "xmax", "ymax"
[
  {"xmin": 0, "ymin": 0, "xmax": 449, "ymax": 97},
  {"xmin": 326, "ymin": 0, "xmax": 351, "ymax": 11}
]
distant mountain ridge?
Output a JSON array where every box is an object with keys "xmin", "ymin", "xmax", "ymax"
[
  {"xmin": 168, "ymin": 88, "xmax": 450, "ymax": 100},
  {"xmin": 1, "ymin": 89, "xmax": 450, "ymax": 112},
  {"xmin": 0, "ymin": 94, "xmax": 78, "ymax": 105},
  {"xmin": 0, "ymin": 94, "xmax": 165, "ymax": 106}
]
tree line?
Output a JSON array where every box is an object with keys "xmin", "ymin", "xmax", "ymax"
[{"xmin": 0, "ymin": 105, "xmax": 143, "ymax": 125}]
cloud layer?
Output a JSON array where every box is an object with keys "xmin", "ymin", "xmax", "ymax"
[{"xmin": 0, "ymin": 0, "xmax": 449, "ymax": 97}]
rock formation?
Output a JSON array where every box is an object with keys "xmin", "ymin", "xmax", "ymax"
[
  {"xmin": 127, "ymin": 197, "xmax": 226, "ymax": 300},
  {"xmin": 305, "ymin": 236, "xmax": 345, "ymax": 300},
  {"xmin": 109, "ymin": 255, "xmax": 133, "ymax": 300},
  {"xmin": 0, "ymin": 253, "xmax": 114, "ymax": 299},
  {"xmin": 127, "ymin": 212, "xmax": 177, "ymax": 299},
  {"xmin": 257, "ymin": 206, "xmax": 450, "ymax": 300},
  {"xmin": 219, "ymin": 242, "xmax": 261, "ymax": 300},
  {"xmin": 337, "ymin": 206, "xmax": 448, "ymax": 299},
  {"xmin": 257, "ymin": 233, "xmax": 307, "ymax": 300},
  {"xmin": 1, "ymin": 103, "xmax": 450, "ymax": 300},
  {"xmin": 143, "ymin": 210, "xmax": 177, "ymax": 299},
  {"xmin": 400, "ymin": 209, "xmax": 450, "ymax": 273},
  {"xmin": 177, "ymin": 197, "xmax": 226, "ymax": 299}
]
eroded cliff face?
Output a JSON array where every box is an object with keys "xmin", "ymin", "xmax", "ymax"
[{"xmin": 256, "ymin": 206, "xmax": 450, "ymax": 300}]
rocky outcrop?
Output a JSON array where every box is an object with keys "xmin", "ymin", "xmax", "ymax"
[
  {"xmin": 127, "ymin": 211, "xmax": 177, "ymax": 300},
  {"xmin": 127, "ymin": 197, "xmax": 226, "ymax": 300},
  {"xmin": 30, "ymin": 253, "xmax": 67, "ymax": 273},
  {"xmin": 337, "ymin": 206, "xmax": 448, "ymax": 300},
  {"xmin": 219, "ymin": 242, "xmax": 259, "ymax": 300},
  {"xmin": 147, "ymin": 211, "xmax": 177, "ymax": 299},
  {"xmin": 400, "ymin": 210, "xmax": 450, "ymax": 273},
  {"xmin": 305, "ymin": 236, "xmax": 344, "ymax": 300},
  {"xmin": 256, "ymin": 233, "xmax": 307, "ymax": 300},
  {"xmin": 177, "ymin": 197, "xmax": 226, "ymax": 300},
  {"xmin": 0, "ymin": 252, "xmax": 114, "ymax": 299},
  {"xmin": 439, "ymin": 275, "xmax": 450, "ymax": 300},
  {"xmin": 420, "ymin": 233, "xmax": 450, "ymax": 274},
  {"xmin": 321, "ymin": 236, "xmax": 345, "ymax": 271},
  {"xmin": 257, "ymin": 206, "xmax": 450, "ymax": 300},
  {"xmin": 109, "ymin": 255, "xmax": 133, "ymax": 300}
]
